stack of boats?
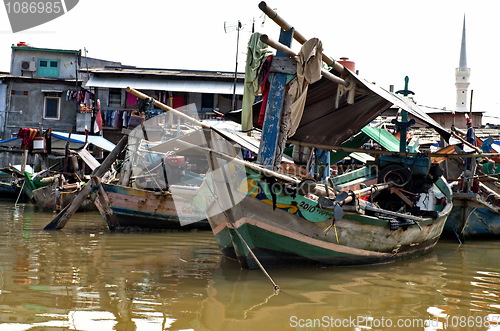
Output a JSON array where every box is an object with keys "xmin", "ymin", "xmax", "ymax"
[{"xmin": 3, "ymin": 1, "xmax": 500, "ymax": 272}]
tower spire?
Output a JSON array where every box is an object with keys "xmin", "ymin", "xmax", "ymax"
[
  {"xmin": 459, "ymin": 15, "xmax": 467, "ymax": 68},
  {"xmin": 455, "ymin": 14, "xmax": 470, "ymax": 114}
]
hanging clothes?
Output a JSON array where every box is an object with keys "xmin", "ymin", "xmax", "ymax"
[
  {"xmin": 286, "ymin": 38, "xmax": 323, "ymax": 137},
  {"xmin": 241, "ymin": 32, "xmax": 273, "ymax": 132},
  {"xmin": 126, "ymin": 92, "xmax": 138, "ymax": 106},
  {"xmin": 94, "ymin": 109, "xmax": 103, "ymax": 133},
  {"xmin": 122, "ymin": 111, "xmax": 129, "ymax": 127},
  {"xmin": 257, "ymin": 55, "xmax": 273, "ymax": 127}
]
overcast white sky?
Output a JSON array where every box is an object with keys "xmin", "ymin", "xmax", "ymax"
[{"xmin": 1, "ymin": 0, "xmax": 499, "ymax": 123}]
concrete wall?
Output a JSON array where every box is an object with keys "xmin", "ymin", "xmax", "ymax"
[
  {"xmin": 428, "ymin": 112, "xmax": 483, "ymax": 129},
  {"xmin": 0, "ymin": 82, "xmax": 7, "ymax": 135},
  {"xmin": 10, "ymin": 48, "xmax": 79, "ymax": 79},
  {"xmin": 4, "ymin": 80, "xmax": 79, "ymax": 138}
]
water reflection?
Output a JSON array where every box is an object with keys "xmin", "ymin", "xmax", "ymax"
[{"xmin": 2, "ymin": 200, "xmax": 500, "ymax": 330}]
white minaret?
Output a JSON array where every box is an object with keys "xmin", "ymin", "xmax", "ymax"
[{"xmin": 455, "ymin": 16, "xmax": 470, "ymax": 112}]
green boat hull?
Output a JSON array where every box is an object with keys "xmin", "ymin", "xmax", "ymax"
[{"xmin": 207, "ymin": 169, "xmax": 452, "ymax": 269}]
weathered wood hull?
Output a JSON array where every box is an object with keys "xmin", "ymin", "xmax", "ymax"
[
  {"xmin": 445, "ymin": 193, "xmax": 500, "ymax": 237},
  {"xmin": 101, "ymin": 183, "xmax": 209, "ymax": 230},
  {"xmin": 207, "ymin": 170, "xmax": 452, "ymax": 269},
  {"xmin": 31, "ymin": 184, "xmax": 96, "ymax": 212}
]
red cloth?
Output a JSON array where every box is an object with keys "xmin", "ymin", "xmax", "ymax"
[
  {"xmin": 126, "ymin": 92, "xmax": 137, "ymax": 106},
  {"xmin": 17, "ymin": 128, "xmax": 38, "ymax": 149},
  {"xmin": 172, "ymin": 96, "xmax": 185, "ymax": 109},
  {"xmin": 257, "ymin": 56, "xmax": 273, "ymax": 127},
  {"xmin": 94, "ymin": 109, "xmax": 103, "ymax": 133}
]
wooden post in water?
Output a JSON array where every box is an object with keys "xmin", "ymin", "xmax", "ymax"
[
  {"xmin": 256, "ymin": 28, "xmax": 294, "ymax": 170},
  {"xmin": 43, "ymin": 136, "xmax": 127, "ymax": 230},
  {"xmin": 89, "ymin": 176, "xmax": 119, "ymax": 229}
]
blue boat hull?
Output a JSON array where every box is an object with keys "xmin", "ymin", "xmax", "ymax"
[{"xmin": 445, "ymin": 195, "xmax": 500, "ymax": 237}]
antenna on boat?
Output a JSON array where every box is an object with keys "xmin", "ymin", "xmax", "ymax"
[
  {"xmin": 224, "ymin": 20, "xmax": 244, "ymax": 112},
  {"xmin": 393, "ymin": 76, "xmax": 416, "ymax": 153}
]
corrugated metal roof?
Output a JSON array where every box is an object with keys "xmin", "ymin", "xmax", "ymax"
[
  {"xmin": 85, "ymin": 67, "xmax": 244, "ymax": 80},
  {"xmin": 361, "ymin": 126, "xmax": 401, "ymax": 152},
  {"xmin": 417, "ymin": 104, "xmax": 485, "ymax": 114},
  {"xmin": 11, "ymin": 46, "xmax": 81, "ymax": 54},
  {"xmin": 85, "ymin": 76, "xmax": 244, "ymax": 95}
]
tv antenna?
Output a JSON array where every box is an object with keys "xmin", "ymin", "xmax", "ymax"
[{"xmin": 224, "ymin": 20, "xmax": 244, "ymax": 112}]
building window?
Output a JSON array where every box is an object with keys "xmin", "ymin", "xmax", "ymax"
[
  {"xmin": 109, "ymin": 88, "xmax": 122, "ymax": 108},
  {"xmin": 44, "ymin": 95, "xmax": 60, "ymax": 119},
  {"xmin": 38, "ymin": 59, "xmax": 59, "ymax": 77},
  {"xmin": 201, "ymin": 93, "xmax": 214, "ymax": 112}
]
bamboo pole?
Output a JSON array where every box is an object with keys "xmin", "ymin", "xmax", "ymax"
[
  {"xmin": 259, "ymin": 34, "xmax": 349, "ymax": 87},
  {"xmin": 287, "ymin": 139, "xmax": 500, "ymax": 159},
  {"xmin": 125, "ymin": 87, "xmax": 209, "ymax": 129},
  {"xmin": 451, "ymin": 131, "xmax": 483, "ymax": 155},
  {"xmin": 127, "ymin": 87, "xmax": 305, "ymax": 184},
  {"xmin": 258, "ymin": 1, "xmax": 344, "ymax": 72}
]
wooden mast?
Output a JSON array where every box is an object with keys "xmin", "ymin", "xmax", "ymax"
[{"xmin": 256, "ymin": 28, "xmax": 294, "ymax": 170}]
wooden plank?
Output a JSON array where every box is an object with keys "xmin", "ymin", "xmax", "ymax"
[
  {"xmin": 43, "ymin": 135, "xmax": 127, "ymax": 230},
  {"xmin": 269, "ymin": 57, "xmax": 297, "ymax": 74},
  {"xmin": 256, "ymin": 28, "xmax": 294, "ymax": 170},
  {"xmin": 77, "ymin": 148, "xmax": 100, "ymax": 170}
]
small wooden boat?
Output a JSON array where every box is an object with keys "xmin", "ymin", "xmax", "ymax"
[
  {"xmin": 0, "ymin": 166, "xmax": 27, "ymax": 200},
  {"xmin": 0, "ymin": 181, "xmax": 20, "ymax": 199},
  {"xmin": 445, "ymin": 181, "xmax": 500, "ymax": 238},
  {"xmin": 444, "ymin": 154, "xmax": 500, "ymax": 239},
  {"xmin": 27, "ymin": 173, "xmax": 96, "ymax": 212},
  {"xmin": 100, "ymin": 183, "xmax": 209, "ymax": 230},
  {"xmin": 439, "ymin": 123, "xmax": 500, "ymax": 239},
  {"xmin": 93, "ymin": 113, "xmax": 263, "ymax": 231}
]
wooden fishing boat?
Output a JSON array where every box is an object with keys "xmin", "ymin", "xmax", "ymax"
[
  {"xmin": 125, "ymin": 77, "xmax": 454, "ymax": 268},
  {"xmin": 100, "ymin": 182, "xmax": 209, "ymax": 230},
  {"xmin": 0, "ymin": 181, "xmax": 20, "ymax": 199},
  {"xmin": 436, "ymin": 123, "xmax": 500, "ymax": 239},
  {"xmin": 22, "ymin": 134, "xmax": 115, "ymax": 212},
  {"xmin": 94, "ymin": 145, "xmax": 210, "ymax": 230},
  {"xmin": 443, "ymin": 154, "xmax": 500, "ymax": 239},
  {"xmin": 445, "ymin": 182, "xmax": 500, "ymax": 238},
  {"xmin": 94, "ymin": 113, "xmax": 263, "ymax": 231},
  {"xmin": 0, "ymin": 166, "xmax": 27, "ymax": 200},
  {"xmin": 27, "ymin": 173, "xmax": 96, "ymax": 212},
  {"xmin": 204, "ymin": 158, "xmax": 453, "ymax": 269},
  {"xmin": 194, "ymin": 2, "xmax": 454, "ymax": 269}
]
